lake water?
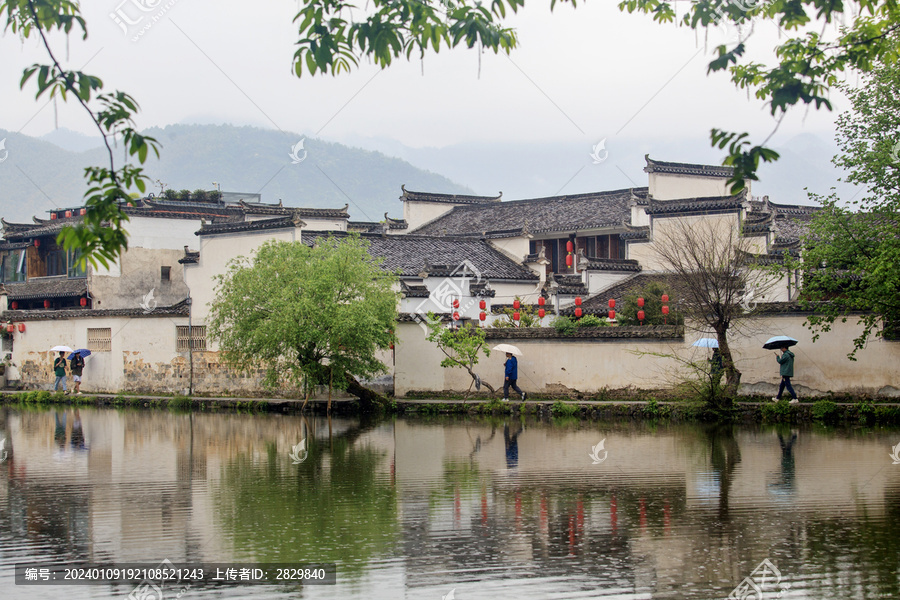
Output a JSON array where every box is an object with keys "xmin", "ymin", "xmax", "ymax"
[{"xmin": 1, "ymin": 406, "xmax": 899, "ymax": 599}]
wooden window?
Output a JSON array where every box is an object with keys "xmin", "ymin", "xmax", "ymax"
[
  {"xmin": 177, "ymin": 326, "xmax": 206, "ymax": 352},
  {"xmin": 87, "ymin": 328, "xmax": 112, "ymax": 352},
  {"xmin": 161, "ymin": 266, "xmax": 171, "ymax": 281}
]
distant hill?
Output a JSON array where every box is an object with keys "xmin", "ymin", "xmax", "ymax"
[
  {"xmin": 342, "ymin": 132, "xmax": 860, "ymax": 206},
  {"xmin": 0, "ymin": 124, "xmax": 472, "ymax": 223},
  {"xmin": 0, "ymin": 124, "xmax": 860, "ymax": 226}
]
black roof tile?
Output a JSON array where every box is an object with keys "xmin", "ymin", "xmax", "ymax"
[
  {"xmin": 301, "ymin": 231, "xmax": 539, "ymax": 281},
  {"xmin": 412, "ymin": 188, "xmax": 642, "ymax": 237},
  {"xmin": 644, "ymin": 155, "xmax": 733, "ymax": 178},
  {"xmin": 2, "ymin": 277, "xmax": 87, "ymax": 300}
]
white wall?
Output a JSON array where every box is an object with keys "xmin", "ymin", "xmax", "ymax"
[
  {"xmin": 186, "ymin": 228, "xmax": 301, "ymax": 327},
  {"xmin": 648, "ymin": 173, "xmax": 737, "ymax": 200},
  {"xmin": 404, "ymin": 202, "xmax": 456, "ymax": 232},
  {"xmin": 393, "ymin": 314, "xmax": 900, "ymax": 397}
]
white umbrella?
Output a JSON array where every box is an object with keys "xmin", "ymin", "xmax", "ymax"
[
  {"xmin": 50, "ymin": 345, "xmax": 74, "ymax": 353},
  {"xmin": 492, "ymin": 344, "xmax": 522, "ymax": 356}
]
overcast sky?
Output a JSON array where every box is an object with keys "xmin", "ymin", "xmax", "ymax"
[{"xmin": 0, "ymin": 1, "xmax": 848, "ymax": 170}]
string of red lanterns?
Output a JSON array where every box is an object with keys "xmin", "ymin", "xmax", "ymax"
[{"xmin": 637, "ymin": 297, "xmax": 645, "ymax": 324}]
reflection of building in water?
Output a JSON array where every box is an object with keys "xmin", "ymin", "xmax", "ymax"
[{"xmin": 3, "ymin": 411, "xmax": 900, "ymax": 599}]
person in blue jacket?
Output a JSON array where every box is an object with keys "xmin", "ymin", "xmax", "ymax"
[{"xmin": 503, "ymin": 352, "xmax": 526, "ymax": 402}]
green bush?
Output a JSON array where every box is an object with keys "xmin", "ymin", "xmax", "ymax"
[
  {"xmin": 177, "ymin": 189, "xmax": 192, "ymax": 202},
  {"xmin": 550, "ymin": 400, "xmax": 578, "ymax": 416},
  {"xmin": 551, "ymin": 316, "xmax": 576, "ymax": 335},
  {"xmin": 811, "ymin": 399, "xmax": 840, "ymax": 423},
  {"xmin": 168, "ymin": 395, "xmax": 192, "ymax": 410},
  {"xmin": 575, "ymin": 314, "xmax": 607, "ymax": 328},
  {"xmin": 856, "ymin": 399, "xmax": 875, "ymax": 424},
  {"xmin": 760, "ymin": 398, "xmax": 793, "ymax": 422}
]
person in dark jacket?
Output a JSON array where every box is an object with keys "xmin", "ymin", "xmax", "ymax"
[
  {"xmin": 772, "ymin": 347, "xmax": 798, "ymax": 403},
  {"xmin": 503, "ymin": 352, "xmax": 526, "ymax": 402},
  {"xmin": 52, "ymin": 351, "xmax": 67, "ymax": 394}
]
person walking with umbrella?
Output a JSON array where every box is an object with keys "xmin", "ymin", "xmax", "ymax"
[
  {"xmin": 52, "ymin": 351, "xmax": 68, "ymax": 394},
  {"xmin": 494, "ymin": 344, "xmax": 526, "ymax": 402},
  {"xmin": 765, "ymin": 336, "xmax": 799, "ymax": 404},
  {"xmin": 69, "ymin": 350, "xmax": 89, "ymax": 395}
]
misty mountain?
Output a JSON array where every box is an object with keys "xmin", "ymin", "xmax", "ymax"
[
  {"xmin": 0, "ymin": 124, "xmax": 472, "ymax": 223},
  {"xmin": 0, "ymin": 124, "xmax": 860, "ymax": 227},
  {"xmin": 339, "ymin": 132, "xmax": 860, "ymax": 205}
]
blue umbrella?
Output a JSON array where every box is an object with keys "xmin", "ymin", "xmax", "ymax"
[
  {"xmin": 68, "ymin": 349, "xmax": 92, "ymax": 360},
  {"xmin": 692, "ymin": 338, "xmax": 719, "ymax": 348},
  {"xmin": 763, "ymin": 336, "xmax": 798, "ymax": 350}
]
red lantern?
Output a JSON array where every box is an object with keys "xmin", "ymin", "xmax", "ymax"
[
  {"xmin": 453, "ymin": 299, "xmax": 459, "ymax": 309},
  {"xmin": 479, "ymin": 311, "xmax": 486, "ymax": 321},
  {"xmin": 17, "ymin": 323, "xmax": 25, "ymax": 332},
  {"xmin": 50, "ymin": 213, "xmax": 57, "ymax": 220},
  {"xmin": 10, "ymin": 301, "xmax": 17, "ymax": 310},
  {"xmin": 608, "ymin": 310, "xmax": 615, "ymax": 320},
  {"xmin": 80, "ymin": 208, "xmax": 86, "ymax": 215},
  {"xmin": 513, "ymin": 311, "xmax": 520, "ymax": 321},
  {"xmin": 538, "ymin": 308, "xmax": 545, "ymax": 318},
  {"xmin": 6, "ymin": 324, "xmax": 13, "ymax": 333},
  {"xmin": 479, "ymin": 300, "xmax": 486, "ymax": 310},
  {"xmin": 566, "ymin": 254, "xmax": 573, "ymax": 267},
  {"xmin": 661, "ymin": 294, "xmax": 669, "ymax": 303},
  {"xmin": 513, "ymin": 299, "xmax": 520, "ymax": 309},
  {"xmin": 575, "ymin": 307, "xmax": 583, "ymax": 318},
  {"xmin": 566, "ymin": 240, "xmax": 574, "ymax": 253},
  {"xmin": 538, "ymin": 297, "xmax": 545, "ymax": 306},
  {"xmin": 575, "ymin": 297, "xmax": 582, "ymax": 306},
  {"xmin": 34, "ymin": 239, "xmax": 40, "ymax": 247},
  {"xmin": 453, "ymin": 311, "xmax": 460, "ymax": 321},
  {"xmin": 65, "ymin": 210, "xmax": 72, "ymax": 218},
  {"xmin": 662, "ymin": 306, "xmax": 669, "ymax": 315},
  {"xmin": 637, "ymin": 310, "xmax": 645, "ymax": 322},
  {"xmin": 608, "ymin": 299, "xmax": 615, "ymax": 309},
  {"xmin": 80, "ymin": 297, "xmax": 87, "ymax": 307},
  {"xmin": 637, "ymin": 297, "xmax": 645, "ymax": 308},
  {"xmin": 389, "ymin": 343, "xmax": 394, "ymax": 349}
]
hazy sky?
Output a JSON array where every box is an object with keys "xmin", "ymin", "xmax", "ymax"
[{"xmin": 0, "ymin": 1, "xmax": 848, "ymax": 168}]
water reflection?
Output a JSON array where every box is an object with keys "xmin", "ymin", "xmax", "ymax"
[{"xmin": 0, "ymin": 408, "xmax": 898, "ymax": 599}]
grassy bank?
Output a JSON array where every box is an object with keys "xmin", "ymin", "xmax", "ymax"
[{"xmin": 3, "ymin": 390, "xmax": 900, "ymax": 425}]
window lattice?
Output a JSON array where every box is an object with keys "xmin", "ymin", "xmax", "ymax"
[
  {"xmin": 177, "ymin": 326, "xmax": 206, "ymax": 352},
  {"xmin": 87, "ymin": 328, "xmax": 112, "ymax": 352}
]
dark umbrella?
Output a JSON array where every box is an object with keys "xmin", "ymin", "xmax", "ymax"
[
  {"xmin": 763, "ymin": 336, "xmax": 798, "ymax": 350},
  {"xmin": 68, "ymin": 349, "xmax": 92, "ymax": 360}
]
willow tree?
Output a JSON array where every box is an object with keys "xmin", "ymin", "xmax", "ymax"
[{"xmin": 208, "ymin": 235, "xmax": 398, "ymax": 411}]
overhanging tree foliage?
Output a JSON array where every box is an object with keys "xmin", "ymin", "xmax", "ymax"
[
  {"xmin": 792, "ymin": 54, "xmax": 900, "ymax": 358},
  {"xmin": 618, "ymin": 0, "xmax": 900, "ymax": 192},
  {"xmin": 207, "ymin": 236, "xmax": 399, "ymax": 411}
]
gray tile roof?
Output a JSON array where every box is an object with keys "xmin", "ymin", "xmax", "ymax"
[
  {"xmin": 302, "ymin": 231, "xmax": 539, "ymax": 281},
  {"xmin": 4, "ymin": 298, "xmax": 190, "ymax": 320},
  {"xmin": 239, "ymin": 200, "xmax": 350, "ymax": 219},
  {"xmin": 412, "ymin": 188, "xmax": 643, "ymax": 237},
  {"xmin": 644, "ymin": 193, "xmax": 746, "ymax": 216},
  {"xmin": 644, "ymin": 155, "xmax": 734, "ymax": 178},
  {"xmin": 197, "ymin": 215, "xmax": 305, "ymax": 236},
  {"xmin": 484, "ymin": 325, "xmax": 683, "ymax": 340},
  {"xmin": 583, "ymin": 257, "xmax": 642, "ymax": 272},
  {"xmin": 3, "ymin": 277, "xmax": 88, "ymax": 300},
  {"xmin": 401, "ymin": 184, "xmax": 502, "ymax": 205}
]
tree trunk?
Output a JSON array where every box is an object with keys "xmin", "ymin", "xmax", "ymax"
[
  {"xmin": 346, "ymin": 375, "xmax": 390, "ymax": 412},
  {"xmin": 327, "ymin": 368, "xmax": 333, "ymax": 414},
  {"xmin": 715, "ymin": 325, "xmax": 741, "ymax": 400},
  {"xmin": 301, "ymin": 389, "xmax": 311, "ymax": 412}
]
